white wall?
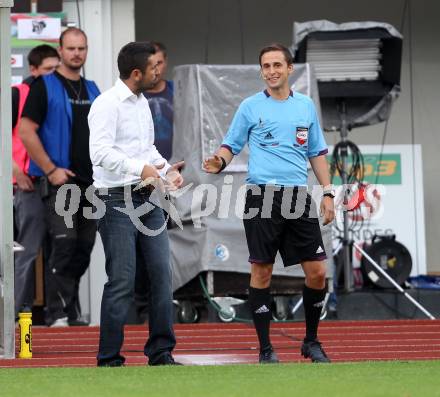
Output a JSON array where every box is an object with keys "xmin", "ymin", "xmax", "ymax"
[{"xmin": 64, "ymin": 0, "xmax": 134, "ymax": 90}]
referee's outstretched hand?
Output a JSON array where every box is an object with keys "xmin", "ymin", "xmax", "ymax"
[
  {"xmin": 320, "ymin": 196, "xmax": 335, "ymax": 226},
  {"xmin": 166, "ymin": 161, "xmax": 185, "ymax": 190},
  {"xmin": 203, "ymin": 155, "xmax": 222, "ymax": 173}
]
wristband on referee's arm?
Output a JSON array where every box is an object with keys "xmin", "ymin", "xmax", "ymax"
[
  {"xmin": 216, "ymin": 156, "xmax": 227, "ymax": 174},
  {"xmin": 322, "ymin": 184, "xmax": 335, "ymax": 199},
  {"xmin": 45, "ymin": 166, "xmax": 58, "ymax": 177}
]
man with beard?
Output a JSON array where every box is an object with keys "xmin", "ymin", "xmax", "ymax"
[
  {"xmin": 19, "ymin": 28, "xmax": 100, "ymax": 327},
  {"xmin": 89, "ymin": 41, "xmax": 184, "ymax": 367},
  {"xmin": 143, "ymin": 42, "xmax": 174, "ymax": 160},
  {"xmin": 136, "ymin": 42, "xmax": 174, "ymax": 323}
]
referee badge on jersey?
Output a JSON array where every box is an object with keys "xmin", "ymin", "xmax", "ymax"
[{"xmin": 296, "ymin": 127, "xmax": 308, "ymax": 145}]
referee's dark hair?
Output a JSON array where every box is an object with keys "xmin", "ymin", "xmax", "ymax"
[
  {"xmin": 27, "ymin": 44, "xmax": 59, "ymax": 68},
  {"xmin": 117, "ymin": 42, "xmax": 157, "ymax": 80},
  {"xmin": 259, "ymin": 43, "xmax": 294, "ymax": 66}
]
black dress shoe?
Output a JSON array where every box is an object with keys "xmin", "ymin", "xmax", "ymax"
[
  {"xmin": 149, "ymin": 353, "xmax": 183, "ymax": 366},
  {"xmin": 97, "ymin": 358, "xmax": 125, "ymax": 367},
  {"xmin": 68, "ymin": 319, "xmax": 89, "ymax": 326}
]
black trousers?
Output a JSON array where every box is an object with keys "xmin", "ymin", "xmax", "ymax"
[
  {"xmin": 37, "ymin": 179, "xmax": 96, "ymax": 324},
  {"xmin": 13, "ymin": 188, "xmax": 46, "ymax": 316}
]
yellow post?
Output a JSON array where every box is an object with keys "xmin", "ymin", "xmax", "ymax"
[{"xmin": 18, "ymin": 308, "xmax": 32, "ymax": 359}]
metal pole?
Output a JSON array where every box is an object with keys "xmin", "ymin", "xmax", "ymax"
[
  {"xmin": 353, "ymin": 242, "xmax": 435, "ymax": 320},
  {"xmin": 339, "ymin": 102, "xmax": 353, "ymax": 292},
  {"xmin": 0, "ymin": 0, "xmax": 15, "ymax": 359},
  {"xmin": 290, "ymin": 294, "xmax": 329, "ymax": 319},
  {"xmin": 333, "ymin": 240, "xmax": 343, "ymax": 256},
  {"xmin": 290, "ymin": 297, "xmax": 303, "ymax": 316}
]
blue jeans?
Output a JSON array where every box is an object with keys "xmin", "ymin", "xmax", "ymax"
[{"xmin": 97, "ymin": 188, "xmax": 176, "ymax": 365}]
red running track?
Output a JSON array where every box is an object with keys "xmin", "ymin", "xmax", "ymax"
[{"xmin": 2, "ymin": 319, "xmax": 440, "ymax": 367}]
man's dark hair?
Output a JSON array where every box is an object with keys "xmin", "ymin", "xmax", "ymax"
[
  {"xmin": 27, "ymin": 44, "xmax": 59, "ymax": 67},
  {"xmin": 152, "ymin": 41, "xmax": 167, "ymax": 59},
  {"xmin": 59, "ymin": 27, "xmax": 88, "ymax": 47},
  {"xmin": 117, "ymin": 41, "xmax": 157, "ymax": 80},
  {"xmin": 259, "ymin": 43, "xmax": 294, "ymax": 66}
]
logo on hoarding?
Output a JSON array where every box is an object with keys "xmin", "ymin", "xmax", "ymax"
[
  {"xmin": 330, "ymin": 154, "xmax": 402, "ymax": 185},
  {"xmin": 347, "ymin": 183, "xmax": 382, "ymax": 222},
  {"xmin": 32, "ymin": 20, "xmax": 47, "ymax": 34}
]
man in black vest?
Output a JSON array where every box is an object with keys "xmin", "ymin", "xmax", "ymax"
[{"xmin": 20, "ymin": 28, "xmax": 100, "ymax": 327}]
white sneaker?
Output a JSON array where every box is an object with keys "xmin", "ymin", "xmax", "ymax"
[{"xmin": 50, "ymin": 316, "xmax": 69, "ymax": 327}]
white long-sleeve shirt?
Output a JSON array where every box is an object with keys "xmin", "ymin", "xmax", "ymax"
[{"xmin": 88, "ymin": 78, "xmax": 171, "ymax": 188}]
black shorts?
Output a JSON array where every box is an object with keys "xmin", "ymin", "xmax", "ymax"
[{"xmin": 243, "ymin": 185, "xmax": 327, "ymax": 266}]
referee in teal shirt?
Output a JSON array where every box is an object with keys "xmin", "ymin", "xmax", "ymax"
[{"xmin": 204, "ymin": 43, "xmax": 335, "ymax": 364}]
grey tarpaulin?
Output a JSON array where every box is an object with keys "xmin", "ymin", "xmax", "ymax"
[
  {"xmin": 291, "ymin": 20, "xmax": 401, "ymax": 131},
  {"xmin": 169, "ymin": 64, "xmax": 333, "ymax": 291}
]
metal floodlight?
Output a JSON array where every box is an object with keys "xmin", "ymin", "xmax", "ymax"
[
  {"xmin": 306, "ymin": 38, "xmax": 383, "ymax": 82},
  {"xmin": 293, "ymin": 20, "xmax": 402, "ymax": 131},
  {"xmin": 291, "ymin": 22, "xmax": 433, "ymax": 319},
  {"xmin": 293, "ymin": 21, "xmax": 404, "ymax": 293}
]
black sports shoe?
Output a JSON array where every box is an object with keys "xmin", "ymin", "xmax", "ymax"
[
  {"xmin": 259, "ymin": 346, "xmax": 280, "ymax": 364},
  {"xmin": 149, "ymin": 353, "xmax": 183, "ymax": 366},
  {"xmin": 301, "ymin": 339, "xmax": 331, "ymax": 363}
]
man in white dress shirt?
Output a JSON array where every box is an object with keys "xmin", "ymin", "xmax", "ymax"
[{"xmin": 89, "ymin": 42, "xmax": 183, "ymax": 367}]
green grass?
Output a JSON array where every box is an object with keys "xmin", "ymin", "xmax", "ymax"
[
  {"xmin": 11, "ymin": 38, "xmax": 57, "ymax": 48},
  {"xmin": 1, "ymin": 361, "xmax": 440, "ymax": 397}
]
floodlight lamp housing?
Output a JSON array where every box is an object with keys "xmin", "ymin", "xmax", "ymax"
[{"xmin": 293, "ymin": 22, "xmax": 402, "ymax": 131}]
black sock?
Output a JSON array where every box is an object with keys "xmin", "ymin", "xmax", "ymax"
[
  {"xmin": 303, "ymin": 285, "xmax": 326, "ymax": 342},
  {"xmin": 248, "ymin": 286, "xmax": 272, "ymax": 351}
]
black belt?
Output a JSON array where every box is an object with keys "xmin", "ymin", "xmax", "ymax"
[{"xmin": 105, "ymin": 184, "xmax": 155, "ymax": 194}]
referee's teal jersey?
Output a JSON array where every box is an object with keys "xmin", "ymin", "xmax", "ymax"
[{"xmin": 222, "ymin": 90, "xmax": 328, "ymax": 187}]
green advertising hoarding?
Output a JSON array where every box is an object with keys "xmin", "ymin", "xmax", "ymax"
[{"xmin": 329, "ymin": 153, "xmax": 402, "ymax": 185}]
